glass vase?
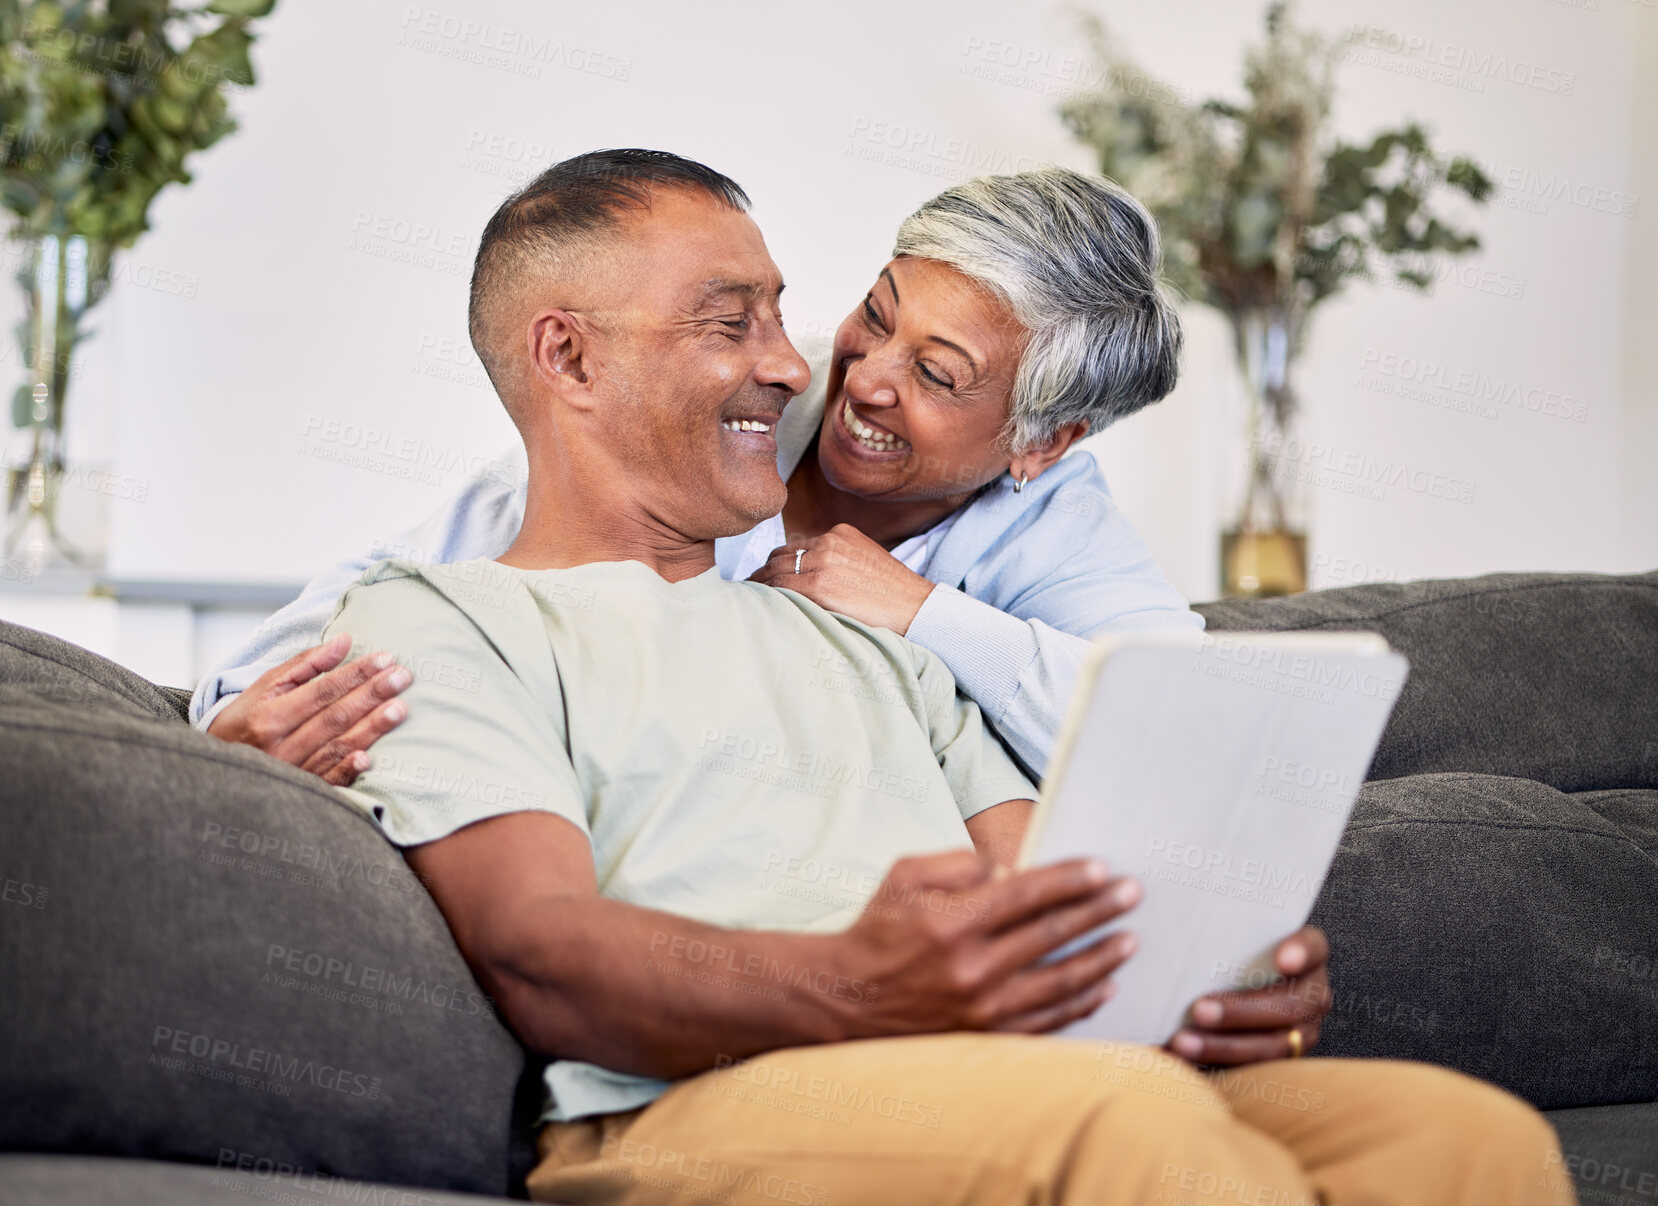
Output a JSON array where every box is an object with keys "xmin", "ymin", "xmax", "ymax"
[
  {"xmin": 4, "ymin": 234, "xmax": 110, "ymax": 576},
  {"xmin": 1220, "ymin": 307, "xmax": 1308, "ymax": 598}
]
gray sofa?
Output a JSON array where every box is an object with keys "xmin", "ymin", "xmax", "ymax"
[{"xmin": 2, "ymin": 569, "xmax": 1655, "ymax": 1204}]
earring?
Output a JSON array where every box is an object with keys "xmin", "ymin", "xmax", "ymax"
[{"xmin": 1013, "ymin": 471, "xmax": 1028, "ymax": 494}]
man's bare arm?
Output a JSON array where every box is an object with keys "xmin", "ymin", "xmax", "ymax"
[
  {"xmin": 964, "ymin": 798, "xmax": 1036, "ymax": 868},
  {"xmin": 406, "ymin": 809, "xmax": 1140, "ymax": 1081}
]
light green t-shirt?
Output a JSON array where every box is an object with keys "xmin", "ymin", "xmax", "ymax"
[{"xmin": 326, "ymin": 557, "xmax": 1036, "ymax": 1122}]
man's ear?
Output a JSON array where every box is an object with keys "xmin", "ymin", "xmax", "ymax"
[
  {"xmin": 1008, "ymin": 420, "xmax": 1090, "ymax": 484},
  {"xmin": 528, "ymin": 309, "xmax": 596, "ymax": 405}
]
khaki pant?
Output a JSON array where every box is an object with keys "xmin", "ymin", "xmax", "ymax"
[{"xmin": 526, "ymin": 1035, "xmax": 1574, "ymax": 1206}]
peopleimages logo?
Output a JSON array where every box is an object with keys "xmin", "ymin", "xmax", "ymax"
[
  {"xmin": 1196, "ymin": 634, "xmax": 1405, "ymax": 700},
  {"xmin": 396, "ymin": 8, "xmax": 632, "ymax": 81},
  {"xmin": 711, "ymin": 1052, "xmax": 944, "ymax": 1129},
  {"xmin": 1249, "ymin": 431, "xmax": 1479, "ymax": 506},
  {"xmin": 196, "ymin": 820, "xmax": 426, "ymax": 897},
  {"xmin": 597, "ymin": 1132, "xmax": 828, "ymax": 1205},
  {"xmin": 1357, "ymin": 348, "xmax": 1589, "ymax": 423},
  {"xmin": 1339, "ymin": 24, "xmax": 1576, "ymax": 95},
  {"xmin": 698, "ymin": 727, "xmax": 933, "ymax": 804},
  {"xmin": 149, "ymin": 1025, "xmax": 382, "ymax": 1100},
  {"xmin": 646, "ymin": 932, "xmax": 876, "ymax": 1004},
  {"xmin": 264, "ymin": 943, "xmax": 495, "ymax": 1019},
  {"xmin": 299, "ymin": 414, "xmax": 523, "ymax": 489},
  {"xmin": 1471, "ymin": 155, "xmax": 1639, "ymax": 220},
  {"xmin": 1258, "ymin": 756, "xmax": 1352, "ymax": 794},
  {"xmin": 1210, "ymin": 957, "xmax": 1439, "ymax": 1034},
  {"xmin": 845, "ymin": 117, "xmax": 1049, "ymax": 179},
  {"xmin": 17, "ymin": 21, "xmax": 244, "ymax": 87},
  {"xmin": 371, "ymin": 755, "xmax": 549, "ymax": 815},
  {"xmin": 957, "ymin": 35, "xmax": 1192, "ymax": 106},
  {"xmin": 1143, "ymin": 837, "xmax": 1315, "ymax": 898},
  {"xmin": 0, "ymin": 121, "xmax": 134, "ymax": 174},
  {"xmin": 1, "ymin": 873, "xmax": 48, "ymax": 910},
  {"xmin": 761, "ymin": 850, "xmax": 881, "ymax": 900}
]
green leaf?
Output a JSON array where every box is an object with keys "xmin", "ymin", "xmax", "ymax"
[
  {"xmin": 184, "ymin": 24, "xmax": 256, "ymax": 88},
  {"xmin": 1445, "ymin": 156, "xmax": 1494, "ymax": 203},
  {"xmin": 206, "ymin": 0, "xmax": 276, "ymax": 15},
  {"xmin": 1059, "ymin": 1, "xmax": 1496, "ymax": 320},
  {"xmin": 23, "ymin": 2, "xmax": 67, "ymax": 35},
  {"xmin": 107, "ymin": 0, "xmax": 175, "ymax": 25},
  {"xmin": 150, "ymin": 93, "xmax": 192, "ymax": 134}
]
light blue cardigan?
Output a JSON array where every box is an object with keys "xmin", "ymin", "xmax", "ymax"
[{"xmin": 192, "ymin": 346, "xmax": 1203, "ymax": 775}]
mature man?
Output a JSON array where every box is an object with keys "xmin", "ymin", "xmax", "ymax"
[{"xmin": 322, "ymin": 150, "xmax": 1566, "ymax": 1205}]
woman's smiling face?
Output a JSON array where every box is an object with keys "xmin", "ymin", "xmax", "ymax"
[{"xmin": 816, "ymin": 256, "xmax": 1029, "ymax": 504}]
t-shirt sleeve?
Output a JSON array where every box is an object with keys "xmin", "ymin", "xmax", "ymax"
[
  {"xmin": 323, "ymin": 566, "xmax": 588, "ymax": 849},
  {"xmin": 911, "ymin": 641, "xmax": 1038, "ymax": 822}
]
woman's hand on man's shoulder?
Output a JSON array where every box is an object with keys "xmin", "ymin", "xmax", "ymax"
[
  {"xmin": 206, "ymin": 633, "xmax": 412, "ymax": 785},
  {"xmin": 748, "ymin": 523, "xmax": 936, "ymax": 635}
]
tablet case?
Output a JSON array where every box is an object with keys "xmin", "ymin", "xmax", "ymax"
[{"xmin": 1019, "ymin": 631, "xmax": 1409, "ymax": 1045}]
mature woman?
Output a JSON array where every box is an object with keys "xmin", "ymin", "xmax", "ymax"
[{"xmin": 196, "ymin": 167, "xmax": 1200, "ymax": 781}]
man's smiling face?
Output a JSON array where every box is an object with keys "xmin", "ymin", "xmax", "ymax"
[{"xmin": 582, "ymin": 188, "xmax": 811, "ymax": 541}]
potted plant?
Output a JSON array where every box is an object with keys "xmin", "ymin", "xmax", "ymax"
[
  {"xmin": 0, "ymin": 0, "xmax": 275, "ymax": 572},
  {"xmin": 1061, "ymin": 1, "xmax": 1493, "ymax": 596}
]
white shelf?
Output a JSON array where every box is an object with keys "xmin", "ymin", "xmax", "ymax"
[{"xmin": 0, "ymin": 575, "xmax": 302, "ymax": 691}]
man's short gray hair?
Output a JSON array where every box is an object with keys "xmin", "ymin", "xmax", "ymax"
[{"xmin": 892, "ymin": 167, "xmax": 1183, "ymax": 453}]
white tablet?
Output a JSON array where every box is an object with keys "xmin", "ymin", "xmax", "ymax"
[{"xmin": 1018, "ymin": 630, "xmax": 1409, "ymax": 1046}]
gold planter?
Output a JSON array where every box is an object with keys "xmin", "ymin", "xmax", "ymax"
[{"xmin": 1221, "ymin": 528, "xmax": 1307, "ymax": 598}]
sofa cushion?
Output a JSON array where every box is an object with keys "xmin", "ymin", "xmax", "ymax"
[
  {"xmin": 0, "ymin": 675, "xmax": 534, "ymax": 1195},
  {"xmin": 1309, "ymin": 772, "xmax": 1658, "ymax": 1109},
  {"xmin": 158, "ymin": 683, "xmax": 195, "ymax": 723},
  {"xmin": 0, "ymin": 1154, "xmax": 521, "ymax": 1205},
  {"xmin": 0, "ymin": 619, "xmax": 184, "ymax": 722},
  {"xmin": 1, "ymin": 1113, "xmax": 1653, "ymax": 1206},
  {"xmin": 1545, "ymin": 1103, "xmax": 1658, "ymax": 1204},
  {"xmin": 1195, "ymin": 570, "xmax": 1658, "ymax": 791}
]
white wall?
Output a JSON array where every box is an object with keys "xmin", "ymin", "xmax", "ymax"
[
  {"xmin": 53, "ymin": 0, "xmax": 1651, "ymax": 602},
  {"xmin": 1086, "ymin": 0, "xmax": 1648, "ymax": 595},
  {"xmin": 1623, "ymin": 13, "xmax": 1658, "ymax": 572}
]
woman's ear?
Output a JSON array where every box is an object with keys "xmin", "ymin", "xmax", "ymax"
[{"xmin": 1008, "ymin": 420, "xmax": 1091, "ymax": 484}]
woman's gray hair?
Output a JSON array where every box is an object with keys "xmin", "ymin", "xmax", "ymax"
[{"xmin": 892, "ymin": 167, "xmax": 1183, "ymax": 453}]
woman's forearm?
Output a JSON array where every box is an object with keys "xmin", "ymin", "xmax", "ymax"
[{"xmin": 905, "ymin": 586, "xmax": 1087, "ymax": 777}]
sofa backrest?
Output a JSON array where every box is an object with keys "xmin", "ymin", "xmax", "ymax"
[{"xmin": 1195, "ymin": 570, "xmax": 1658, "ymax": 791}]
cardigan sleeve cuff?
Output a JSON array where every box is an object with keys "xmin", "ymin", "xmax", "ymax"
[{"xmin": 906, "ymin": 584, "xmax": 1040, "ymax": 725}]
